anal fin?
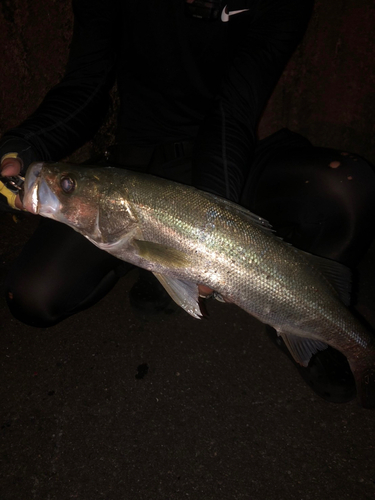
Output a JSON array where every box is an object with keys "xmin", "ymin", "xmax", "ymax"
[{"xmin": 278, "ymin": 331, "xmax": 328, "ymax": 367}]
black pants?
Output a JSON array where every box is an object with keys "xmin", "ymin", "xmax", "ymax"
[{"xmin": 5, "ymin": 129, "xmax": 375, "ymax": 327}]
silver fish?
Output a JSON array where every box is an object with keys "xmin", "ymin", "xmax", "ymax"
[{"xmin": 23, "ymin": 161, "xmax": 375, "ymax": 408}]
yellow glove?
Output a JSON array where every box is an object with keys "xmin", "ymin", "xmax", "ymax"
[
  {"xmin": 0, "ymin": 179, "xmax": 19, "ymax": 210},
  {"xmin": 0, "ymin": 152, "xmax": 23, "ymax": 210}
]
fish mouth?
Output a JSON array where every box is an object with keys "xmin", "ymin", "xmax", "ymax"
[
  {"xmin": 23, "ymin": 162, "xmax": 43, "ymax": 214},
  {"xmin": 23, "ymin": 162, "xmax": 60, "ymax": 217}
]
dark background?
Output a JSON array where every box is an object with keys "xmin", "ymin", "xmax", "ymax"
[{"xmin": 1, "ymin": 2, "xmax": 375, "ymax": 499}]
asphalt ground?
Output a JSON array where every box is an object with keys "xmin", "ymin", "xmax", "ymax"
[{"xmin": 1, "ymin": 211, "xmax": 375, "ymax": 500}]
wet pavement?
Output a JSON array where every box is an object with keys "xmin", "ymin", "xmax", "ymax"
[{"xmin": 1, "ymin": 211, "xmax": 375, "ymax": 500}]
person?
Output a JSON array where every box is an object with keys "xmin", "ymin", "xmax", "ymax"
[{"xmin": 1, "ymin": 0, "xmax": 375, "ymax": 403}]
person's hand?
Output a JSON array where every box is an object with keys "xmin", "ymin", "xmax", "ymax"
[
  {"xmin": 1, "ymin": 156, "xmax": 22, "ymax": 176},
  {"xmin": 0, "ymin": 157, "xmax": 23, "ymax": 209}
]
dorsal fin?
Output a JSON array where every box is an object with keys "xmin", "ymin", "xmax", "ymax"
[
  {"xmin": 299, "ymin": 251, "xmax": 352, "ymax": 306},
  {"xmin": 199, "ymin": 191, "xmax": 274, "ymax": 233}
]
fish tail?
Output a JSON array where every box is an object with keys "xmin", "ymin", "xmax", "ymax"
[{"xmin": 351, "ymin": 362, "xmax": 375, "ymax": 409}]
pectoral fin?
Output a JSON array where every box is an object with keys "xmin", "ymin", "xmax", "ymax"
[
  {"xmin": 133, "ymin": 240, "xmax": 201, "ymax": 318},
  {"xmin": 278, "ymin": 331, "xmax": 328, "ymax": 367},
  {"xmin": 153, "ymin": 272, "xmax": 202, "ymax": 319},
  {"xmin": 133, "ymin": 239, "xmax": 192, "ymax": 268}
]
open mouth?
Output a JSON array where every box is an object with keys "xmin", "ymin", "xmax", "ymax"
[
  {"xmin": 23, "ymin": 162, "xmax": 61, "ymax": 216},
  {"xmin": 23, "ymin": 162, "xmax": 43, "ymax": 214}
]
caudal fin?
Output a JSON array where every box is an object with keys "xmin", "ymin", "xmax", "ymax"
[{"xmin": 352, "ymin": 365, "xmax": 375, "ymax": 409}]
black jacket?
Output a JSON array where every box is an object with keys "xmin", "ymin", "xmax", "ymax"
[{"xmin": 0, "ymin": 0, "xmax": 313, "ymax": 201}]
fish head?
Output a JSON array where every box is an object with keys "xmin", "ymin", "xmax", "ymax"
[{"xmin": 23, "ymin": 162, "xmax": 137, "ymax": 245}]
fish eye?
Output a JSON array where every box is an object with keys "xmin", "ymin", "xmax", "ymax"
[{"xmin": 60, "ymin": 175, "xmax": 76, "ymax": 194}]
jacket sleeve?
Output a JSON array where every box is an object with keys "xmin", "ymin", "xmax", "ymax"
[
  {"xmin": 0, "ymin": 0, "xmax": 120, "ymax": 171},
  {"xmin": 192, "ymin": 0, "xmax": 314, "ymax": 202}
]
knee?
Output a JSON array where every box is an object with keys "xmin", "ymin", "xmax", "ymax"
[
  {"xmin": 259, "ymin": 147, "xmax": 375, "ymax": 208},
  {"xmin": 323, "ymin": 150, "xmax": 375, "ymax": 208},
  {"xmin": 249, "ymin": 147, "xmax": 375, "ymax": 264},
  {"xmin": 5, "ymin": 277, "xmax": 63, "ymax": 328},
  {"xmin": 5, "ymin": 265, "xmax": 120, "ymax": 328}
]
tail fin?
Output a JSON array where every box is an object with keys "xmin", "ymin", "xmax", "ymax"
[{"xmin": 352, "ymin": 365, "xmax": 375, "ymax": 409}]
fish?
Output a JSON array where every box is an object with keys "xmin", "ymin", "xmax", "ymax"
[{"xmin": 23, "ymin": 161, "xmax": 375, "ymax": 408}]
